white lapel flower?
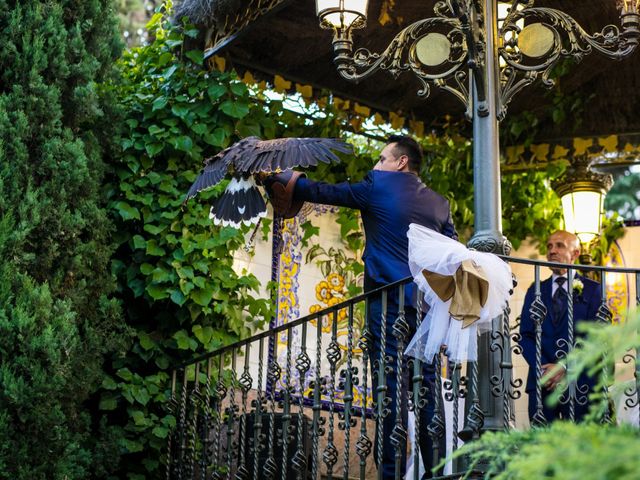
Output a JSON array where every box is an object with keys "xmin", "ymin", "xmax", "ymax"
[{"xmin": 572, "ymin": 278, "xmax": 584, "ymax": 296}]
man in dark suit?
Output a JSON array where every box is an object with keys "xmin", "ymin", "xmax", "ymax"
[
  {"xmin": 519, "ymin": 230, "xmax": 602, "ymax": 423},
  {"xmin": 268, "ymin": 135, "xmax": 456, "ymax": 478}
]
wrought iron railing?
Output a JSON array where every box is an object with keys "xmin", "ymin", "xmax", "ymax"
[{"xmin": 163, "ymin": 256, "xmax": 640, "ymax": 480}]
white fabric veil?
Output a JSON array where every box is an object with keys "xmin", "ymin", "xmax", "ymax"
[{"xmin": 405, "ymin": 224, "xmax": 513, "ymax": 363}]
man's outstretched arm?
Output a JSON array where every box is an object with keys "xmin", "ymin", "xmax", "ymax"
[{"xmin": 293, "ymin": 172, "xmax": 373, "ymax": 210}]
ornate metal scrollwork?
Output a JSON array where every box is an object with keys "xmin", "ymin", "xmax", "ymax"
[
  {"xmin": 622, "ymin": 352, "xmax": 640, "ymax": 411},
  {"xmin": 325, "ymin": 0, "xmax": 639, "ymax": 119},
  {"xmin": 498, "ymin": 1, "xmax": 639, "ymax": 118},
  {"xmin": 467, "ymin": 232, "xmax": 513, "ymax": 255},
  {"xmin": 332, "ymin": 1, "xmax": 473, "ymax": 111}
]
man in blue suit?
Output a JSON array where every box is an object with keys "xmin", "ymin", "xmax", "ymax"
[
  {"xmin": 519, "ymin": 230, "xmax": 602, "ymax": 423},
  {"xmin": 268, "ymin": 135, "xmax": 457, "ymax": 478}
]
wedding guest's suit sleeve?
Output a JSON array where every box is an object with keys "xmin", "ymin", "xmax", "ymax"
[
  {"xmin": 519, "ymin": 285, "xmax": 540, "ymax": 369},
  {"xmin": 585, "ymin": 280, "xmax": 602, "ymax": 319}
]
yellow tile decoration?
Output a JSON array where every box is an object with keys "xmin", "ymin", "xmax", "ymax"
[{"xmin": 273, "ymin": 74, "xmax": 292, "ymax": 93}]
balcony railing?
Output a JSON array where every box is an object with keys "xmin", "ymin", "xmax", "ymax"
[{"xmin": 163, "ymin": 256, "xmax": 640, "ymax": 480}]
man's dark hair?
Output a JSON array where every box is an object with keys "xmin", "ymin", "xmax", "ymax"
[{"xmin": 386, "ymin": 134, "xmax": 423, "ymax": 172}]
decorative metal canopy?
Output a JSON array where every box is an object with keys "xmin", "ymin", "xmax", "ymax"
[
  {"xmin": 180, "ymin": 1, "xmax": 640, "ymax": 141},
  {"xmin": 315, "ymin": 1, "xmax": 639, "ymax": 121}
]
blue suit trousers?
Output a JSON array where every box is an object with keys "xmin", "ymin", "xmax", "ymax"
[{"xmin": 368, "ymin": 292, "xmax": 444, "ymax": 479}]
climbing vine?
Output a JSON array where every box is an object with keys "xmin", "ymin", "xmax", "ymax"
[{"xmin": 102, "ymin": 10, "xmax": 276, "ymax": 477}]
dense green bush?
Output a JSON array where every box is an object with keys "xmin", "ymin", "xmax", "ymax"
[{"xmin": 0, "ymin": 1, "xmax": 125, "ymax": 478}]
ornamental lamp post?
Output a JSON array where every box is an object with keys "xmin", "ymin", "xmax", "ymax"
[{"xmin": 314, "ymin": 0, "xmax": 639, "ymax": 446}]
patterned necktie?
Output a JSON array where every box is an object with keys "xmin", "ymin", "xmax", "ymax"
[{"xmin": 552, "ymin": 277, "xmax": 567, "ymax": 323}]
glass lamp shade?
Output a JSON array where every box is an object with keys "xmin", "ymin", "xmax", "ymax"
[
  {"xmin": 620, "ymin": 0, "xmax": 640, "ymax": 15},
  {"xmin": 316, "ymin": 0, "xmax": 368, "ymax": 30},
  {"xmin": 560, "ymin": 188, "xmax": 605, "ymax": 245}
]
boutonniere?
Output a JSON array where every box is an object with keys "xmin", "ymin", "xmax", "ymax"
[{"xmin": 572, "ymin": 278, "xmax": 584, "ymax": 296}]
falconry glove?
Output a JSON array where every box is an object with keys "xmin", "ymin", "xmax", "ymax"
[{"xmin": 263, "ymin": 170, "xmax": 306, "ymax": 219}]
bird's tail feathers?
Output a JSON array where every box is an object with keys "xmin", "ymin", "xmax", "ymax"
[{"xmin": 209, "ymin": 177, "xmax": 267, "ymax": 228}]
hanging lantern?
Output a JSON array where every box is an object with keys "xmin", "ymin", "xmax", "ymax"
[
  {"xmin": 316, "ymin": 0, "xmax": 369, "ymax": 31},
  {"xmin": 553, "ymin": 155, "xmax": 613, "ymax": 259}
]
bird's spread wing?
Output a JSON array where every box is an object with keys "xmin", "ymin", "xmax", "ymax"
[
  {"xmin": 237, "ymin": 137, "xmax": 352, "ymax": 174},
  {"xmin": 184, "ymin": 136, "xmax": 260, "ymax": 202}
]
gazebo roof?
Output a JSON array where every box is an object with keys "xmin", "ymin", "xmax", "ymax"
[{"xmin": 177, "ymin": 0, "xmax": 640, "ymax": 141}]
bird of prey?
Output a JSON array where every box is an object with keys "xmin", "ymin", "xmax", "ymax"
[{"xmin": 184, "ymin": 136, "xmax": 352, "ymax": 228}]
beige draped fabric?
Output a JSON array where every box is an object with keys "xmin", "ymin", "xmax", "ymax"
[{"xmin": 422, "ymin": 259, "xmax": 489, "ymax": 328}]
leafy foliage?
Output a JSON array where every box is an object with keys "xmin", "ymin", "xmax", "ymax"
[
  {"xmin": 502, "ymin": 59, "xmax": 593, "ymax": 147},
  {"xmin": 456, "ymin": 422, "xmax": 640, "ymax": 480},
  {"xmin": 421, "ymin": 120, "xmax": 564, "ymax": 249},
  {"xmin": 104, "ymin": 4, "xmax": 572, "ymax": 476},
  {"xmin": 605, "ymin": 172, "xmax": 640, "ymax": 221},
  {"xmin": 102, "ymin": 11, "xmax": 274, "ymax": 477},
  {"xmin": 590, "ymin": 216, "xmax": 626, "ymax": 267},
  {"xmin": 0, "ymin": 1, "xmax": 125, "ymax": 478}
]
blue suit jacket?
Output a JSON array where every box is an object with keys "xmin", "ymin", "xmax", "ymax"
[
  {"xmin": 294, "ymin": 170, "xmax": 457, "ymax": 305},
  {"xmin": 519, "ymin": 274, "xmax": 601, "ymax": 392}
]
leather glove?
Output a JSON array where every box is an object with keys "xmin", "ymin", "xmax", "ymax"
[{"xmin": 263, "ymin": 170, "xmax": 306, "ymax": 218}]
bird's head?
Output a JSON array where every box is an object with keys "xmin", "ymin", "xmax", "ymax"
[
  {"xmin": 254, "ymin": 171, "xmax": 269, "ymax": 185},
  {"xmin": 254, "ymin": 169, "xmax": 284, "ymax": 185}
]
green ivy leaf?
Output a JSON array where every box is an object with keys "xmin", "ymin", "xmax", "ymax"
[
  {"xmin": 114, "ymin": 201, "xmax": 141, "ymax": 221},
  {"xmin": 131, "ymin": 409, "xmax": 149, "ymax": 426},
  {"xmin": 190, "ymin": 286, "xmax": 214, "ymax": 307},
  {"xmin": 131, "ymin": 386, "xmax": 151, "ymax": 406},
  {"xmin": 173, "ymin": 330, "xmax": 191, "ymax": 350},
  {"xmin": 122, "ymin": 438, "xmax": 144, "ymax": 454},
  {"xmin": 140, "ymin": 263, "xmax": 154, "ymax": 275},
  {"xmin": 152, "ymin": 426, "xmax": 169, "ymax": 439},
  {"xmin": 102, "ymin": 376, "xmax": 118, "ymax": 390},
  {"xmin": 146, "ymin": 283, "xmax": 169, "ymax": 300},
  {"xmin": 139, "ymin": 332, "xmax": 156, "ymax": 350},
  {"xmin": 128, "ymin": 278, "xmax": 146, "ymax": 298},
  {"xmin": 185, "ymin": 50, "xmax": 203, "ymax": 64},
  {"xmin": 203, "ymin": 128, "xmax": 227, "ymax": 147},
  {"xmin": 207, "ymin": 84, "xmax": 227, "ymax": 101},
  {"xmin": 192, "ymin": 324, "xmax": 214, "ymax": 346},
  {"xmin": 170, "ymin": 289, "xmax": 186, "ymax": 306},
  {"xmin": 173, "ymin": 135, "xmax": 193, "ymax": 152},
  {"xmin": 117, "ymin": 368, "xmax": 134, "ymax": 381},
  {"xmin": 152, "ymin": 96, "xmax": 168, "ymax": 111},
  {"xmin": 229, "ymin": 82, "xmax": 248, "ymax": 96},
  {"xmin": 133, "ymin": 235, "xmax": 147, "ymax": 250},
  {"xmin": 157, "ymin": 52, "xmax": 172, "ymax": 67},
  {"xmin": 220, "ymin": 100, "xmax": 249, "ymax": 119},
  {"xmin": 144, "ymin": 223, "xmax": 166, "ymax": 235},
  {"xmin": 146, "ymin": 142, "xmax": 164, "ymax": 157},
  {"xmin": 145, "ymin": 240, "xmax": 166, "ymax": 256}
]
